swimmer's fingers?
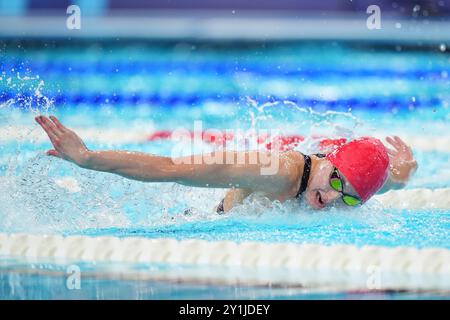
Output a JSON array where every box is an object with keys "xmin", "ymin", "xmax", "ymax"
[
  {"xmin": 49, "ymin": 115, "xmax": 67, "ymax": 133},
  {"xmin": 393, "ymin": 135, "xmax": 405, "ymax": 144},
  {"xmin": 385, "ymin": 136, "xmax": 396, "ymax": 146},
  {"xmin": 46, "ymin": 149, "xmax": 62, "ymax": 158},
  {"xmin": 393, "ymin": 136, "xmax": 407, "ymax": 150},
  {"xmin": 386, "ymin": 136, "xmax": 414, "ymax": 164},
  {"xmin": 385, "ymin": 136, "xmax": 400, "ymax": 152},
  {"xmin": 386, "ymin": 136, "xmax": 408, "ymax": 153},
  {"xmin": 35, "ymin": 116, "xmax": 60, "ymax": 146},
  {"xmin": 393, "ymin": 136, "xmax": 414, "ymax": 157},
  {"xmin": 37, "ymin": 115, "xmax": 61, "ymax": 136},
  {"xmin": 386, "ymin": 147, "xmax": 397, "ymax": 157},
  {"xmin": 394, "ymin": 136, "xmax": 414, "ymax": 160}
]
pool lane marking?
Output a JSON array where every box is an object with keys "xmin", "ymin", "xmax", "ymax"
[{"xmin": 0, "ymin": 233, "xmax": 448, "ymax": 291}]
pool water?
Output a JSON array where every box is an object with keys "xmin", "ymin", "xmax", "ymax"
[
  {"xmin": 1, "ymin": 271, "xmax": 447, "ymax": 300},
  {"xmin": 0, "ymin": 40, "xmax": 449, "ymax": 298}
]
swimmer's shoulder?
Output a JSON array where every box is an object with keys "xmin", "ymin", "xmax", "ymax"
[
  {"xmin": 278, "ymin": 150, "xmax": 305, "ymax": 180},
  {"xmin": 280, "ymin": 150, "xmax": 305, "ymax": 163}
]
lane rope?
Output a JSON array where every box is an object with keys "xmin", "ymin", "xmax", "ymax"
[
  {"xmin": 0, "ymin": 232, "xmax": 448, "ymax": 290},
  {"xmin": 0, "ymin": 91, "xmax": 442, "ymax": 110},
  {"xmin": 3, "ymin": 60, "xmax": 449, "ymax": 79}
]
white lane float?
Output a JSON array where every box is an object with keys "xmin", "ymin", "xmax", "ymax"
[{"xmin": 0, "ymin": 232, "xmax": 448, "ymax": 291}]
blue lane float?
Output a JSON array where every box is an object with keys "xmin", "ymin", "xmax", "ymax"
[
  {"xmin": 1, "ymin": 60, "xmax": 449, "ymax": 80},
  {"xmin": 0, "ymin": 91, "xmax": 440, "ymax": 111}
]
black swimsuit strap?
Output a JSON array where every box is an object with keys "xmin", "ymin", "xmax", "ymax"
[
  {"xmin": 295, "ymin": 155, "xmax": 311, "ymax": 198},
  {"xmin": 295, "ymin": 153, "xmax": 325, "ymax": 198}
]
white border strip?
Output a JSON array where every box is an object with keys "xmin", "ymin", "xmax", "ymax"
[{"xmin": 0, "ymin": 233, "xmax": 449, "ymax": 291}]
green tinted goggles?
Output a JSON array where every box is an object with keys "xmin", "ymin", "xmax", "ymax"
[{"xmin": 330, "ymin": 168, "xmax": 362, "ymax": 206}]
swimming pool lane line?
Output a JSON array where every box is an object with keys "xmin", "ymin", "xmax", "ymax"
[
  {"xmin": 0, "ymin": 91, "xmax": 441, "ymax": 111},
  {"xmin": 3, "ymin": 59, "xmax": 449, "ymax": 79},
  {"xmin": 0, "ymin": 232, "xmax": 448, "ymax": 291}
]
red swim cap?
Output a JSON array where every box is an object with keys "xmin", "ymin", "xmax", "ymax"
[{"xmin": 326, "ymin": 137, "xmax": 389, "ymax": 202}]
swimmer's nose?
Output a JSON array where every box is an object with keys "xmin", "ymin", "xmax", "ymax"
[{"xmin": 322, "ymin": 189, "xmax": 341, "ymax": 205}]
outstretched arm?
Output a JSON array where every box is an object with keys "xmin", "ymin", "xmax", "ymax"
[
  {"xmin": 35, "ymin": 115, "xmax": 296, "ymax": 194},
  {"xmin": 378, "ymin": 136, "xmax": 418, "ymax": 193}
]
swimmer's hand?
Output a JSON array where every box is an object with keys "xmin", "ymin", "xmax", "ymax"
[
  {"xmin": 385, "ymin": 136, "xmax": 418, "ymax": 184},
  {"xmin": 35, "ymin": 115, "xmax": 90, "ymax": 166}
]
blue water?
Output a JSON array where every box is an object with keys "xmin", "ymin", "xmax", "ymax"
[{"xmin": 1, "ymin": 272, "xmax": 447, "ymax": 300}]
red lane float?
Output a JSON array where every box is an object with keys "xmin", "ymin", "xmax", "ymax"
[{"xmin": 147, "ymin": 130, "xmax": 347, "ymax": 151}]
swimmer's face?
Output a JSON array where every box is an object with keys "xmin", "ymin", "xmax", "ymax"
[{"xmin": 305, "ymin": 158, "xmax": 360, "ymax": 209}]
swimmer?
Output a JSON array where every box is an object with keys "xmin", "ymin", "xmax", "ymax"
[{"xmin": 35, "ymin": 115, "xmax": 417, "ymax": 213}]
